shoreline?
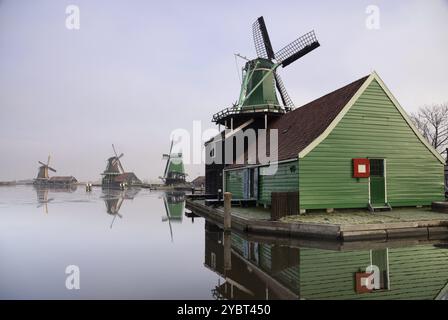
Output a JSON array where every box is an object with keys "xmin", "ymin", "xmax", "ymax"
[{"xmin": 186, "ymin": 197, "xmax": 448, "ymax": 242}]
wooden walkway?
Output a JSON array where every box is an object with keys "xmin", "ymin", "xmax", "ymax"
[{"xmin": 186, "ymin": 199, "xmax": 448, "ymax": 242}]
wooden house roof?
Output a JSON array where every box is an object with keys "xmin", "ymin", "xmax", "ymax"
[
  {"xmin": 48, "ymin": 176, "xmax": 77, "ymax": 182},
  {"xmin": 114, "ymin": 172, "xmax": 141, "ymax": 183},
  {"xmin": 224, "ymin": 71, "xmax": 444, "ymax": 168},
  {"xmin": 270, "ymin": 75, "xmax": 369, "ymax": 161}
]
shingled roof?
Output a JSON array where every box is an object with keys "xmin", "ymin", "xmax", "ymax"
[{"xmin": 270, "ymin": 75, "xmax": 369, "ymax": 161}]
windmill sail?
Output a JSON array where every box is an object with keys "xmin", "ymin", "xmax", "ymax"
[
  {"xmin": 275, "ymin": 30, "xmax": 320, "ymax": 67},
  {"xmin": 274, "ymin": 72, "xmax": 294, "ymax": 108},
  {"xmin": 212, "ymin": 16, "xmax": 320, "ymax": 124},
  {"xmin": 161, "ymin": 141, "xmax": 186, "ymax": 186},
  {"xmin": 252, "ymin": 16, "xmax": 274, "ymax": 60}
]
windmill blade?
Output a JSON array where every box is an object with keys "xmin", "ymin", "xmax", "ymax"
[
  {"xmin": 275, "ymin": 30, "xmax": 320, "ymax": 67},
  {"xmin": 117, "ymin": 159, "xmax": 125, "ymax": 174},
  {"xmin": 112, "ymin": 144, "xmax": 125, "ymax": 173},
  {"xmin": 163, "ymin": 196, "xmax": 174, "ymax": 242},
  {"xmin": 252, "ymin": 16, "xmax": 275, "ymax": 60},
  {"xmin": 47, "ymin": 155, "xmax": 51, "ymax": 166},
  {"xmin": 116, "ymin": 198, "xmax": 124, "ymax": 213},
  {"xmin": 110, "ymin": 214, "xmax": 117, "ymax": 229},
  {"xmin": 163, "ymin": 141, "xmax": 174, "ymax": 179},
  {"xmin": 112, "ymin": 144, "xmax": 119, "ymax": 158},
  {"xmin": 111, "ymin": 153, "xmax": 125, "ymax": 172},
  {"xmin": 163, "ymin": 156, "xmax": 170, "ymax": 179},
  {"xmin": 38, "ymin": 161, "xmax": 47, "ymax": 166},
  {"xmin": 274, "ymin": 72, "xmax": 294, "ymax": 108},
  {"xmin": 47, "ymin": 166, "xmax": 57, "ymax": 173}
]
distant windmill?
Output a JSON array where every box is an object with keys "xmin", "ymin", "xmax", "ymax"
[
  {"xmin": 108, "ymin": 144, "xmax": 125, "ymax": 174},
  {"xmin": 160, "ymin": 141, "xmax": 187, "ymax": 186},
  {"xmin": 102, "ymin": 144, "xmax": 141, "ymax": 188},
  {"xmin": 212, "ymin": 16, "xmax": 320, "ymax": 125},
  {"xmin": 35, "ymin": 155, "xmax": 56, "ymax": 182}
]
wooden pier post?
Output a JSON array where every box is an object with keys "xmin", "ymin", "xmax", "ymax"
[
  {"xmin": 223, "ymin": 230, "xmax": 232, "ymax": 271},
  {"xmin": 224, "ymin": 192, "xmax": 232, "ymax": 230}
]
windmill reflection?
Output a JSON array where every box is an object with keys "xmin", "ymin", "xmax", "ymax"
[
  {"xmin": 34, "ymin": 184, "xmax": 77, "ymax": 214},
  {"xmin": 102, "ymin": 188, "xmax": 140, "ymax": 228},
  {"xmin": 162, "ymin": 191, "xmax": 185, "ymax": 242}
]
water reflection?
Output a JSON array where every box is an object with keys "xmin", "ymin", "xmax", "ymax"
[
  {"xmin": 34, "ymin": 184, "xmax": 77, "ymax": 214},
  {"xmin": 101, "ymin": 188, "xmax": 140, "ymax": 228},
  {"xmin": 162, "ymin": 191, "xmax": 185, "ymax": 241},
  {"xmin": 2, "ymin": 185, "xmax": 448, "ymax": 299},
  {"xmin": 204, "ymin": 221, "xmax": 448, "ymax": 300}
]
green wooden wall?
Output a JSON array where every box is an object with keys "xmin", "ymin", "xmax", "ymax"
[
  {"xmin": 225, "ymin": 170, "xmax": 244, "ymax": 199},
  {"xmin": 225, "ymin": 161, "xmax": 299, "ymax": 204},
  {"xmin": 299, "ymin": 80, "xmax": 444, "ymax": 210},
  {"xmin": 299, "ymin": 245, "xmax": 448, "ymax": 300},
  {"xmin": 231, "ymin": 233, "xmax": 300, "ymax": 294},
  {"xmin": 258, "ymin": 161, "xmax": 299, "ymax": 205}
]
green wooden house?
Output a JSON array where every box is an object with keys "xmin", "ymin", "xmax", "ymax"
[
  {"xmin": 204, "ymin": 225, "xmax": 448, "ymax": 300},
  {"xmin": 208, "ymin": 72, "xmax": 445, "ymax": 211}
]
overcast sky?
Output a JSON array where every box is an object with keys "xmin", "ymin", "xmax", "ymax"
[{"xmin": 0, "ymin": 0, "xmax": 447, "ymax": 182}]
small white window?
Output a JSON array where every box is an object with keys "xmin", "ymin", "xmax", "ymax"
[{"xmin": 358, "ymin": 164, "xmax": 367, "ymax": 174}]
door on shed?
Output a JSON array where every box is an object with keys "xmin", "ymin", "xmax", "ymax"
[
  {"xmin": 369, "ymin": 159, "xmax": 386, "ymax": 205},
  {"xmin": 243, "ymin": 168, "xmax": 258, "ymax": 199}
]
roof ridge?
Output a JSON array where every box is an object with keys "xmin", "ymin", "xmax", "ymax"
[{"xmin": 291, "ymin": 74, "xmax": 370, "ymax": 112}]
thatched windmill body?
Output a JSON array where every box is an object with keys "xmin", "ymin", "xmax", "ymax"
[{"xmin": 34, "ymin": 155, "xmax": 56, "ymax": 185}]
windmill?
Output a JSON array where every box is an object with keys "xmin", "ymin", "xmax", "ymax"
[
  {"xmin": 101, "ymin": 144, "xmax": 124, "ymax": 187},
  {"xmin": 101, "ymin": 144, "xmax": 141, "ymax": 188},
  {"xmin": 160, "ymin": 141, "xmax": 187, "ymax": 186},
  {"xmin": 212, "ymin": 16, "xmax": 320, "ymax": 126},
  {"xmin": 34, "ymin": 155, "xmax": 57, "ymax": 184},
  {"xmin": 106, "ymin": 144, "xmax": 125, "ymax": 174}
]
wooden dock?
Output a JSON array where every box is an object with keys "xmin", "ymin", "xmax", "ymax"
[{"xmin": 186, "ymin": 198, "xmax": 448, "ymax": 242}]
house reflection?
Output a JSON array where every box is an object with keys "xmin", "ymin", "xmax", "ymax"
[
  {"xmin": 162, "ymin": 192, "xmax": 185, "ymax": 241},
  {"xmin": 102, "ymin": 188, "xmax": 140, "ymax": 228},
  {"xmin": 203, "ymin": 221, "xmax": 448, "ymax": 300},
  {"xmin": 34, "ymin": 184, "xmax": 77, "ymax": 214}
]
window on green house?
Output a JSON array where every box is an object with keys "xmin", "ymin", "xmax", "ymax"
[{"xmin": 370, "ymin": 159, "xmax": 384, "ymax": 177}]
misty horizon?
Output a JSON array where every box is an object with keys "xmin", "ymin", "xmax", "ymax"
[{"xmin": 1, "ymin": 0, "xmax": 447, "ymax": 182}]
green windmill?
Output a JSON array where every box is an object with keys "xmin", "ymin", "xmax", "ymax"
[
  {"xmin": 212, "ymin": 16, "xmax": 320, "ymax": 127},
  {"xmin": 160, "ymin": 141, "xmax": 187, "ymax": 186}
]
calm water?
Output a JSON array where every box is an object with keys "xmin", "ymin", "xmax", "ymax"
[{"xmin": 1, "ymin": 185, "xmax": 447, "ymax": 300}]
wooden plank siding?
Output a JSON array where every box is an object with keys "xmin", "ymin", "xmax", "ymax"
[
  {"xmin": 299, "ymin": 80, "xmax": 444, "ymax": 210},
  {"xmin": 225, "ymin": 161, "xmax": 299, "ymax": 205},
  {"xmin": 258, "ymin": 161, "xmax": 299, "ymax": 206},
  {"xmin": 225, "ymin": 170, "xmax": 244, "ymax": 199},
  {"xmin": 299, "ymin": 245, "xmax": 448, "ymax": 300},
  {"xmin": 231, "ymin": 233, "xmax": 300, "ymax": 294}
]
